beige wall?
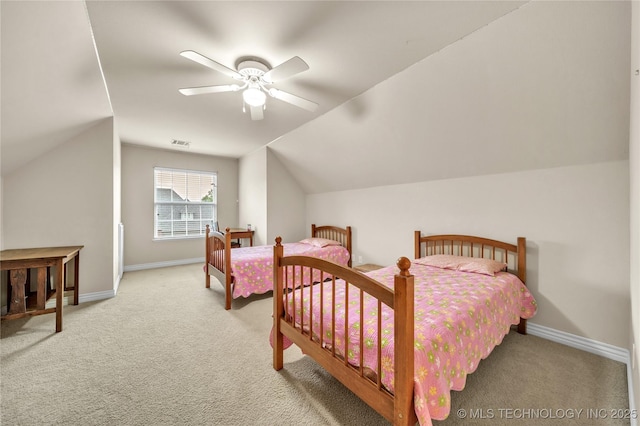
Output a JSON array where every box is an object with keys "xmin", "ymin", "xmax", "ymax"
[
  {"xmin": 238, "ymin": 147, "xmax": 307, "ymax": 247},
  {"xmin": 121, "ymin": 144, "xmax": 238, "ymax": 267},
  {"xmin": 629, "ymin": 0, "xmax": 639, "ymax": 412},
  {"xmin": 266, "ymin": 148, "xmax": 306, "ymax": 244},
  {"xmin": 307, "ymin": 160, "xmax": 630, "ymax": 349},
  {"xmin": 239, "ymin": 148, "xmax": 267, "ymax": 246},
  {"xmin": 2, "ymin": 117, "xmax": 118, "ymax": 298}
]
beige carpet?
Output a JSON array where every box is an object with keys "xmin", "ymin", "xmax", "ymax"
[{"xmin": 1, "ymin": 263, "xmax": 630, "ymax": 425}]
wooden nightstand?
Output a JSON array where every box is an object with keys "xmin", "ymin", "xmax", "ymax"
[{"xmin": 353, "ymin": 263, "xmax": 384, "ymax": 273}]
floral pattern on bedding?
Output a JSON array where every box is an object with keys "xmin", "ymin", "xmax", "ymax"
[
  {"xmin": 282, "ymin": 263, "xmax": 537, "ymax": 426},
  {"xmin": 230, "ymin": 243, "xmax": 350, "ymax": 299}
]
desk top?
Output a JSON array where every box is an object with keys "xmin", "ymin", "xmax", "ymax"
[
  {"xmin": 0, "ymin": 246, "xmax": 84, "ymax": 262},
  {"xmin": 226, "ymin": 228, "xmax": 254, "ymax": 234}
]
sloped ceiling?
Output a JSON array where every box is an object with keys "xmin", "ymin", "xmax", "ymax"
[
  {"xmin": 0, "ymin": 1, "xmax": 113, "ymax": 176},
  {"xmin": 268, "ymin": 0, "xmax": 631, "ymax": 193},
  {"xmin": 1, "ymin": 0, "xmax": 527, "ymax": 177}
]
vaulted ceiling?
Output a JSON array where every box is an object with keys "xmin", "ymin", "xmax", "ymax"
[{"xmin": 1, "ymin": 0, "xmax": 529, "ymax": 176}]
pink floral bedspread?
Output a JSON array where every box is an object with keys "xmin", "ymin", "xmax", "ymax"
[
  {"xmin": 280, "ymin": 263, "xmax": 537, "ymax": 426},
  {"xmin": 230, "ymin": 243, "xmax": 350, "ymax": 299}
]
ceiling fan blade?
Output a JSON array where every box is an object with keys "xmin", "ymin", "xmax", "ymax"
[
  {"xmin": 249, "ymin": 105, "xmax": 264, "ymax": 121},
  {"xmin": 269, "ymin": 88, "xmax": 318, "ymax": 112},
  {"xmin": 263, "ymin": 56, "xmax": 309, "ymax": 83},
  {"xmin": 178, "ymin": 84, "xmax": 240, "ymax": 96},
  {"xmin": 180, "ymin": 50, "xmax": 242, "ymax": 80}
]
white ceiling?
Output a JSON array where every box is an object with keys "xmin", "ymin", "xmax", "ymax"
[{"xmin": 1, "ymin": 0, "xmax": 528, "ymax": 176}]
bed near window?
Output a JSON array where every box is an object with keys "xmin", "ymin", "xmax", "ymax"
[
  {"xmin": 271, "ymin": 231, "xmax": 537, "ymax": 426},
  {"xmin": 205, "ymin": 224, "xmax": 352, "ymax": 310}
]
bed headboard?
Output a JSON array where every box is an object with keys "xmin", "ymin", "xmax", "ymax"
[
  {"xmin": 414, "ymin": 231, "xmax": 526, "ymax": 285},
  {"xmin": 311, "ymin": 224, "xmax": 352, "ymax": 267}
]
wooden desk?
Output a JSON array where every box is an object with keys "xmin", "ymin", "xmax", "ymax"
[
  {"xmin": 1, "ymin": 245, "xmax": 83, "ymax": 332},
  {"xmin": 226, "ymin": 228, "xmax": 254, "ymax": 247}
]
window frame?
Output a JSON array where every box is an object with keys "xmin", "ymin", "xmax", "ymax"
[{"xmin": 153, "ymin": 167, "xmax": 217, "ymax": 240}]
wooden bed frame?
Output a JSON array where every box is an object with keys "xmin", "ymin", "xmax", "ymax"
[
  {"xmin": 272, "ymin": 231, "xmax": 527, "ymax": 426},
  {"xmin": 205, "ymin": 224, "xmax": 352, "ymax": 310}
]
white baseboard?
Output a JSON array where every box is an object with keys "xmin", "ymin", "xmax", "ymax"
[
  {"xmin": 527, "ymin": 322, "xmax": 635, "ymax": 424},
  {"xmin": 79, "ymin": 289, "xmax": 115, "ymax": 303},
  {"xmin": 527, "ymin": 322, "xmax": 629, "ymax": 364},
  {"xmin": 123, "ymin": 257, "xmax": 204, "ymax": 272},
  {"xmin": 114, "ymin": 273, "xmax": 121, "ymax": 296}
]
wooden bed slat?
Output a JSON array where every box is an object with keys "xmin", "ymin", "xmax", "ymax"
[
  {"xmin": 344, "ymin": 281, "xmax": 349, "ymax": 368},
  {"xmin": 331, "ymin": 276, "xmax": 336, "ymax": 358}
]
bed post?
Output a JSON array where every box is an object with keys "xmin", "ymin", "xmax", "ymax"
[
  {"xmin": 205, "ymin": 225, "xmax": 211, "ymax": 289},
  {"xmin": 394, "ymin": 257, "xmax": 415, "ymax": 425},
  {"xmin": 346, "ymin": 226, "xmax": 353, "ymax": 267},
  {"xmin": 273, "ymin": 237, "xmax": 284, "ymax": 371},
  {"xmin": 414, "ymin": 231, "xmax": 421, "ymax": 259},
  {"xmin": 224, "ymin": 228, "xmax": 233, "ymax": 310},
  {"xmin": 516, "ymin": 237, "xmax": 527, "ymax": 335}
]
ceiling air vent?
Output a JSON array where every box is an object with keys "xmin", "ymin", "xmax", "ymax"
[{"xmin": 171, "ymin": 139, "xmax": 190, "ymax": 148}]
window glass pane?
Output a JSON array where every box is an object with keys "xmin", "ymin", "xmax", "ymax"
[
  {"xmin": 200, "ymin": 205, "xmax": 214, "ymax": 220},
  {"xmin": 157, "ymin": 220, "xmax": 171, "ymax": 237},
  {"xmin": 186, "ymin": 221, "xmax": 200, "ymax": 235},
  {"xmin": 173, "ymin": 220, "xmax": 186, "ymax": 236},
  {"xmin": 154, "ymin": 168, "xmax": 217, "ymax": 239}
]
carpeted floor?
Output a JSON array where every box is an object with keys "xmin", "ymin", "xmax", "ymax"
[{"xmin": 1, "ymin": 263, "xmax": 630, "ymax": 425}]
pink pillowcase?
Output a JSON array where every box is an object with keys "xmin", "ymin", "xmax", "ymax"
[
  {"xmin": 299, "ymin": 237, "xmax": 341, "ymax": 248},
  {"xmin": 414, "ymin": 254, "xmax": 507, "ymax": 276}
]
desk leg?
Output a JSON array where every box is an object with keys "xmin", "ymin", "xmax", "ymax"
[
  {"xmin": 36, "ymin": 267, "xmax": 47, "ymax": 309},
  {"xmin": 8, "ymin": 269, "xmax": 27, "ymax": 315},
  {"xmin": 73, "ymin": 252, "xmax": 80, "ymax": 305},
  {"xmin": 55, "ymin": 259, "xmax": 63, "ymax": 332}
]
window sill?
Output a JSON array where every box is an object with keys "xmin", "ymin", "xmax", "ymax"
[{"xmin": 153, "ymin": 235, "xmax": 205, "ymax": 242}]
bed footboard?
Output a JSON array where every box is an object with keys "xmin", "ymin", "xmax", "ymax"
[
  {"xmin": 205, "ymin": 225, "xmax": 234, "ymax": 310},
  {"xmin": 272, "ymin": 237, "xmax": 417, "ymax": 425}
]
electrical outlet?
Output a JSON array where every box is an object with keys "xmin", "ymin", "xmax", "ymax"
[{"xmin": 358, "ymin": 255, "xmax": 363, "ymax": 264}]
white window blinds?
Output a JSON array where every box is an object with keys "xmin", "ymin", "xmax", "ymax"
[{"xmin": 154, "ymin": 167, "xmax": 217, "ymax": 239}]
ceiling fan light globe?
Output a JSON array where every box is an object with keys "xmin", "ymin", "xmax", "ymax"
[{"xmin": 243, "ymin": 88, "xmax": 266, "ymax": 107}]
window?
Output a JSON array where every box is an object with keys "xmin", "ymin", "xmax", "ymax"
[{"xmin": 154, "ymin": 167, "xmax": 216, "ymax": 239}]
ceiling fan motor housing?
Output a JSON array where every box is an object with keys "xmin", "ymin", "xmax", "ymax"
[{"xmin": 237, "ymin": 60, "xmax": 270, "ymax": 82}]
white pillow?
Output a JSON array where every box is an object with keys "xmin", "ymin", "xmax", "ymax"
[
  {"xmin": 299, "ymin": 237, "xmax": 341, "ymax": 248},
  {"xmin": 414, "ymin": 254, "xmax": 507, "ymax": 276}
]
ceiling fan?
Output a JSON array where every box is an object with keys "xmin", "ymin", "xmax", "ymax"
[{"xmin": 178, "ymin": 50, "xmax": 318, "ymax": 120}]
